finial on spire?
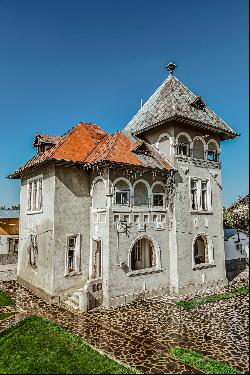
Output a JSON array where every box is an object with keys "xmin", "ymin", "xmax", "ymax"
[{"xmin": 166, "ymin": 61, "xmax": 177, "ymax": 76}]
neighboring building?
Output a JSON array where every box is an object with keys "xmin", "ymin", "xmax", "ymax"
[
  {"xmin": 224, "ymin": 228, "xmax": 249, "ymax": 280},
  {"xmin": 0, "ymin": 210, "xmax": 19, "ymax": 258},
  {"xmin": 8, "ymin": 63, "xmax": 239, "ymax": 310}
]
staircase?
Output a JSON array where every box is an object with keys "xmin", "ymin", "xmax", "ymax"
[
  {"xmin": 62, "ymin": 279, "xmax": 103, "ymax": 312},
  {"xmin": 62, "ymin": 290, "xmax": 80, "ymax": 312}
]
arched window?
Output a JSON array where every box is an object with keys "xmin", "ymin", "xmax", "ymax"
[
  {"xmin": 176, "ymin": 134, "xmax": 191, "ymax": 157},
  {"xmin": 152, "ymin": 183, "xmax": 165, "ymax": 207},
  {"xmin": 134, "ymin": 182, "xmax": 149, "ymax": 206},
  {"xmin": 131, "ymin": 238, "xmax": 156, "ymax": 270},
  {"xmin": 193, "ymin": 138, "xmax": 205, "ymax": 159},
  {"xmin": 114, "ymin": 179, "xmax": 130, "ymax": 206},
  {"xmin": 193, "ymin": 235, "xmax": 208, "ymax": 264},
  {"xmin": 207, "ymin": 141, "xmax": 219, "ymax": 161},
  {"xmin": 157, "ymin": 134, "xmax": 170, "ymax": 155},
  {"xmin": 92, "ymin": 179, "xmax": 106, "ymax": 209}
]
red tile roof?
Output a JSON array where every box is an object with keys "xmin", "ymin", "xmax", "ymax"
[
  {"xmin": 85, "ymin": 131, "xmax": 142, "ymax": 165},
  {"xmin": 9, "ymin": 122, "xmax": 172, "ymax": 178}
]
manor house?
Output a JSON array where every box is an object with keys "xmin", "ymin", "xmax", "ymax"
[{"xmin": 9, "ymin": 63, "xmax": 238, "ymax": 310}]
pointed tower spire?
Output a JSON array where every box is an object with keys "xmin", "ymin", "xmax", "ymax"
[{"xmin": 166, "ymin": 61, "xmax": 177, "ymax": 76}]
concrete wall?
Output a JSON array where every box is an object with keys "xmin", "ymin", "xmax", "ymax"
[{"xmin": 17, "ymin": 166, "xmax": 55, "ymax": 300}]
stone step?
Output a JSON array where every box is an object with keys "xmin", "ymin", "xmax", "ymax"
[
  {"xmin": 68, "ymin": 294, "xmax": 79, "ymax": 304},
  {"xmin": 63, "ymin": 299, "xmax": 79, "ymax": 310}
]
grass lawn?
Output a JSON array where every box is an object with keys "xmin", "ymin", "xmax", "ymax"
[
  {"xmin": 0, "ymin": 290, "xmax": 15, "ymax": 306},
  {"xmin": 176, "ymin": 285, "xmax": 249, "ymax": 309},
  {"xmin": 0, "ymin": 315, "xmax": 136, "ymax": 374},
  {"xmin": 0, "ymin": 312, "xmax": 16, "ymax": 320},
  {"xmin": 170, "ymin": 347, "xmax": 240, "ymax": 374}
]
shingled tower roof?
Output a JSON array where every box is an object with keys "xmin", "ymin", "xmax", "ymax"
[{"xmin": 125, "ymin": 73, "xmax": 239, "ymax": 139}]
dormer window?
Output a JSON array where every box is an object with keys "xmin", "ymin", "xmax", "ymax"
[
  {"xmin": 33, "ymin": 134, "xmax": 61, "ymax": 154},
  {"xmin": 191, "ymin": 96, "xmax": 206, "ymax": 110}
]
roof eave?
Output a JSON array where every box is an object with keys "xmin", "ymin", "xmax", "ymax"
[{"xmin": 131, "ymin": 115, "xmax": 239, "ymax": 140}]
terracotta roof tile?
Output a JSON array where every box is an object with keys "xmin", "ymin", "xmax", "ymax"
[{"xmin": 8, "ymin": 123, "xmax": 173, "ymax": 178}]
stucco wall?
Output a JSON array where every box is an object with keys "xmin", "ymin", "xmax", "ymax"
[
  {"xmin": 52, "ymin": 166, "xmax": 91, "ymax": 297},
  {"xmin": 18, "ymin": 166, "xmax": 55, "ymax": 297},
  {"xmin": 89, "ymin": 169, "xmax": 170, "ymax": 305},
  {"xmin": 142, "ymin": 122, "xmax": 227, "ymax": 292}
]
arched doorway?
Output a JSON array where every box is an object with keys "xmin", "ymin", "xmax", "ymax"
[{"xmin": 130, "ymin": 237, "xmax": 155, "ymax": 270}]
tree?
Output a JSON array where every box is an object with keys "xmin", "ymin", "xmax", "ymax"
[{"xmin": 223, "ymin": 194, "xmax": 249, "ymax": 234}]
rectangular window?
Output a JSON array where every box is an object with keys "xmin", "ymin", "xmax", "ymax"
[
  {"xmin": 143, "ymin": 214, "xmax": 149, "ymax": 223},
  {"xmin": 191, "ymin": 180, "xmax": 198, "ymax": 210},
  {"xmin": 190, "ymin": 178, "xmax": 211, "ymax": 212},
  {"xmin": 68, "ymin": 236, "xmax": 76, "ymax": 272},
  {"xmin": 33, "ymin": 180, "xmax": 38, "ymax": 209},
  {"xmin": 28, "ymin": 182, "xmax": 32, "ymax": 211},
  {"xmin": 38, "ymin": 178, "xmax": 43, "ymax": 210},
  {"xmin": 159, "ymin": 215, "xmax": 166, "ymax": 223},
  {"xmin": 66, "ymin": 234, "xmax": 81, "ymax": 275},
  {"xmin": 123, "ymin": 214, "xmax": 130, "ymax": 222},
  {"xmin": 115, "ymin": 191, "xmax": 129, "ymax": 206},
  {"xmin": 134, "ymin": 215, "xmax": 140, "ymax": 223},
  {"xmin": 153, "ymin": 194, "xmax": 164, "ymax": 207},
  {"xmin": 152, "ymin": 214, "xmax": 158, "ymax": 223},
  {"xmin": 27, "ymin": 176, "xmax": 43, "ymax": 212},
  {"xmin": 201, "ymin": 180, "xmax": 208, "ymax": 210},
  {"xmin": 113, "ymin": 214, "xmax": 120, "ymax": 223}
]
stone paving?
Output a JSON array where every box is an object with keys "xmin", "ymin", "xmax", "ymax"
[
  {"xmin": 0, "ymin": 263, "xmax": 17, "ymax": 282},
  {"xmin": 0, "ymin": 274, "xmax": 249, "ymax": 374}
]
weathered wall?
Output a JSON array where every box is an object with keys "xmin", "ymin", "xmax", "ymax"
[
  {"xmin": 17, "ymin": 166, "xmax": 55, "ymax": 297},
  {"xmin": 142, "ymin": 122, "xmax": 227, "ymax": 293},
  {"xmin": 52, "ymin": 166, "xmax": 91, "ymax": 297},
  {"xmin": 174, "ymin": 162, "xmax": 226, "ymax": 290},
  {"xmin": 89, "ymin": 169, "xmax": 170, "ymax": 306}
]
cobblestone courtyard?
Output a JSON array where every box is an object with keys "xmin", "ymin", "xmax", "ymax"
[{"xmin": 0, "ymin": 273, "xmax": 249, "ymax": 374}]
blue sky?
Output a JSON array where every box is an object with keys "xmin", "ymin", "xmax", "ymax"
[{"xmin": 0, "ymin": 0, "xmax": 248, "ymax": 207}]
